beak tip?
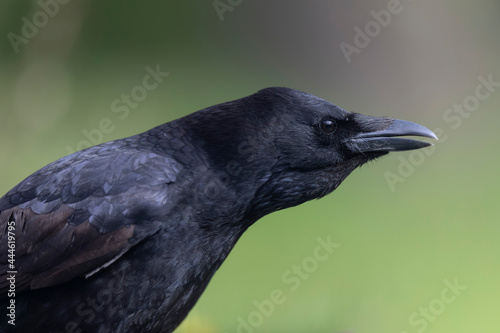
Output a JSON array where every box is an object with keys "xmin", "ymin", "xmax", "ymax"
[{"xmin": 428, "ymin": 131, "xmax": 439, "ymax": 140}]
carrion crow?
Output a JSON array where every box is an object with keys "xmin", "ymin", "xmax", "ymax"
[{"xmin": 0, "ymin": 87, "xmax": 437, "ymax": 332}]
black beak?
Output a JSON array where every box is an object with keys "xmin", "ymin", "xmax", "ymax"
[{"xmin": 347, "ymin": 119, "xmax": 438, "ymax": 153}]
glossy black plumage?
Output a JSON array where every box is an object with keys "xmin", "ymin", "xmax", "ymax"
[{"xmin": 0, "ymin": 87, "xmax": 436, "ymax": 332}]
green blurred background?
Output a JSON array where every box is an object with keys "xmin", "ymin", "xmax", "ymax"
[{"xmin": 1, "ymin": 1, "xmax": 499, "ymax": 332}]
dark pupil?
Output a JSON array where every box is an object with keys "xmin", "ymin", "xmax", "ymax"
[{"xmin": 321, "ymin": 120, "xmax": 336, "ymax": 134}]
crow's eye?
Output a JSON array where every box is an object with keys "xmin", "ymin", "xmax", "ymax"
[{"xmin": 320, "ymin": 119, "xmax": 337, "ymax": 134}]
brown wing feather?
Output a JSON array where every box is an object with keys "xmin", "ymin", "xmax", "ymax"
[{"xmin": 0, "ymin": 205, "xmax": 159, "ymax": 295}]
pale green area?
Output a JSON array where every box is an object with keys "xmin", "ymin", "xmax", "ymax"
[{"xmin": 1, "ymin": 1, "xmax": 499, "ymax": 332}]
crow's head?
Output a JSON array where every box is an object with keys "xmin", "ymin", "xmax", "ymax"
[
  {"xmin": 252, "ymin": 87, "xmax": 436, "ymax": 167},
  {"xmin": 182, "ymin": 87, "xmax": 437, "ymax": 220}
]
